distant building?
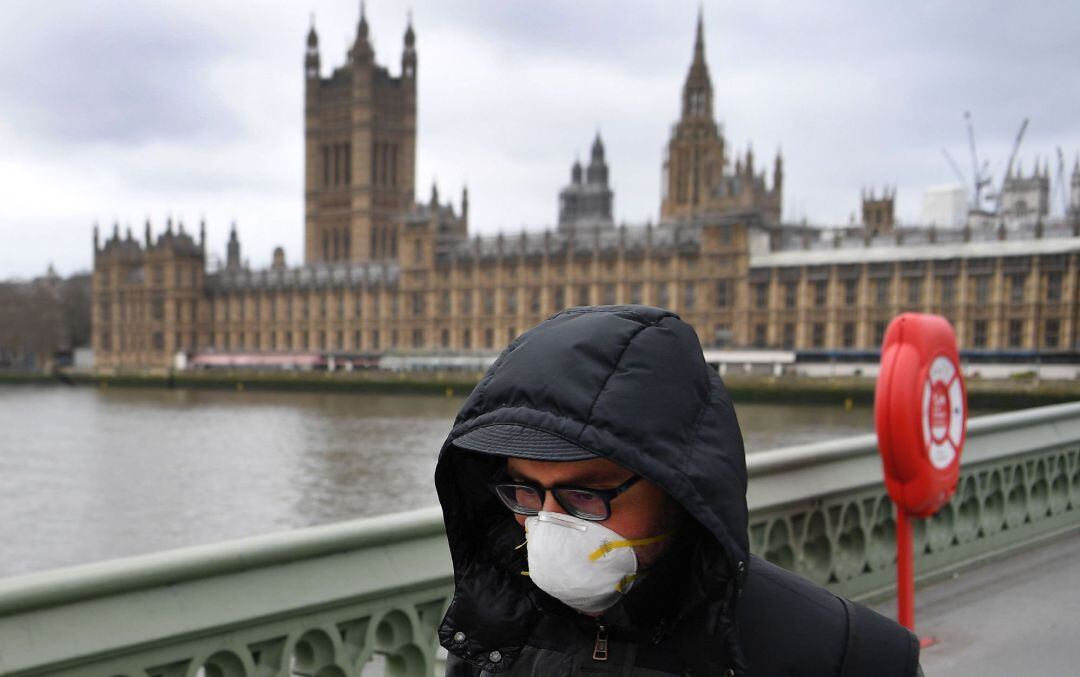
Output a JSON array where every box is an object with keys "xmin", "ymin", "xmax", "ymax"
[
  {"xmin": 861, "ymin": 187, "xmax": 896, "ymax": 235},
  {"xmin": 91, "ymin": 11, "xmax": 1080, "ymax": 371},
  {"xmin": 659, "ymin": 12, "xmax": 782, "ymax": 223},
  {"xmin": 303, "ymin": 6, "xmax": 418, "ymax": 263},
  {"xmin": 558, "ymin": 134, "xmax": 614, "ymax": 231},
  {"xmin": 999, "ymin": 159, "xmax": 1050, "ymax": 224},
  {"xmin": 921, "ymin": 185, "xmax": 967, "ymax": 229}
]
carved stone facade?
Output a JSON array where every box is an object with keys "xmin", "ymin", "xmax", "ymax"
[
  {"xmin": 303, "ymin": 7, "xmax": 417, "ymax": 264},
  {"xmin": 660, "ymin": 12, "xmax": 782, "ymax": 224},
  {"xmin": 90, "ymin": 12, "xmax": 1080, "ymax": 371}
]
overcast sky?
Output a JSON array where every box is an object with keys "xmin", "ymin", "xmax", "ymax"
[{"xmin": 2, "ymin": 0, "xmax": 1078, "ymax": 279}]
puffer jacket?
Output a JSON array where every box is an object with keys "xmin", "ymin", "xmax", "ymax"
[{"xmin": 434, "ymin": 305, "xmax": 920, "ymax": 676}]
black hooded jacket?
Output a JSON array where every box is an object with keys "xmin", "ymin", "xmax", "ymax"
[{"xmin": 434, "ymin": 305, "xmax": 920, "ymax": 676}]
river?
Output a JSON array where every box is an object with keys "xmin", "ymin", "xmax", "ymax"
[{"xmin": 0, "ymin": 384, "xmax": 880, "ymax": 578}]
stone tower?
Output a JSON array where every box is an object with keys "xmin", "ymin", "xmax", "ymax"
[
  {"xmin": 660, "ymin": 10, "xmax": 724, "ymax": 220},
  {"xmin": 660, "ymin": 11, "xmax": 782, "ymax": 223},
  {"xmin": 304, "ymin": 4, "xmax": 417, "ymax": 264},
  {"xmin": 558, "ymin": 133, "xmax": 615, "ymax": 231},
  {"xmin": 861, "ymin": 187, "xmax": 896, "ymax": 235}
]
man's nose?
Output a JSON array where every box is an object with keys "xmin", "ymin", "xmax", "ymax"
[{"xmin": 542, "ymin": 491, "xmax": 566, "ymax": 515}]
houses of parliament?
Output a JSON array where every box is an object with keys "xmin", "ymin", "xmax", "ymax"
[{"xmin": 91, "ymin": 10, "xmax": 1080, "ymax": 370}]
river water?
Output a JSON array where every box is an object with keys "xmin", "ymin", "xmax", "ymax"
[{"xmin": 0, "ymin": 385, "xmax": 878, "ymax": 578}]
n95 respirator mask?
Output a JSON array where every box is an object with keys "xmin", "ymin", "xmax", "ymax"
[{"xmin": 523, "ymin": 511, "xmax": 671, "ymax": 615}]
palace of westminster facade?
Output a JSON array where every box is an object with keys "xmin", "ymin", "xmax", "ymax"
[{"xmin": 92, "ymin": 11, "xmax": 1080, "ymax": 370}]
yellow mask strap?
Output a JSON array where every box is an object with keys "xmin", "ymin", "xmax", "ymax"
[{"xmin": 587, "ymin": 531, "xmax": 674, "ymax": 562}]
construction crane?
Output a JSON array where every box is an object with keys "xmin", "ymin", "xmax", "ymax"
[
  {"xmin": 964, "ymin": 111, "xmax": 992, "ymax": 210},
  {"xmin": 941, "ymin": 147, "xmax": 967, "ymax": 187},
  {"xmin": 994, "ymin": 118, "xmax": 1029, "ymax": 214}
]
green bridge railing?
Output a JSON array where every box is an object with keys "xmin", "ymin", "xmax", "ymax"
[{"xmin": 2, "ymin": 402, "xmax": 1079, "ymax": 676}]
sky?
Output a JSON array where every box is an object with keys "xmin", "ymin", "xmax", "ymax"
[{"xmin": 2, "ymin": 0, "xmax": 1078, "ymax": 279}]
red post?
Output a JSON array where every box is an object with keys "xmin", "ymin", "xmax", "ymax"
[{"xmin": 895, "ymin": 507, "xmax": 915, "ymax": 631}]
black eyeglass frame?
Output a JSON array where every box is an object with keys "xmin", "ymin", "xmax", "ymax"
[{"xmin": 488, "ymin": 473, "xmax": 642, "ymax": 522}]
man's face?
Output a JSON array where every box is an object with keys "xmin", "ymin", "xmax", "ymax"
[{"xmin": 505, "ymin": 456, "xmax": 681, "ymax": 568}]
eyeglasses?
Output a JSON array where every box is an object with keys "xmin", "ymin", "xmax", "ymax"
[{"xmin": 489, "ymin": 473, "xmax": 641, "ymax": 522}]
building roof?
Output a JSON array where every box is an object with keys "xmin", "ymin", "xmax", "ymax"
[{"xmin": 752, "ymin": 232, "xmax": 1080, "ymax": 268}]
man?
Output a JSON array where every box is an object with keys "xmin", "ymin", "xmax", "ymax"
[{"xmin": 434, "ymin": 305, "xmax": 921, "ymax": 675}]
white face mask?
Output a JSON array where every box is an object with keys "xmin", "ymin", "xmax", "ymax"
[{"xmin": 523, "ymin": 511, "xmax": 672, "ymax": 615}]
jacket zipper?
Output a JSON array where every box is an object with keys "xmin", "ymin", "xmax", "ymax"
[{"xmin": 593, "ymin": 623, "xmax": 609, "ymax": 662}]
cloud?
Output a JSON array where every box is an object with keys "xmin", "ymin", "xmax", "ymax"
[{"xmin": 1, "ymin": 0, "xmax": 1079, "ymax": 279}]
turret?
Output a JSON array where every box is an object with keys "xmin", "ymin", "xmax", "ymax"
[
  {"xmin": 226, "ymin": 221, "xmax": 241, "ymax": 270},
  {"xmin": 586, "ymin": 133, "xmax": 609, "ymax": 186},
  {"xmin": 305, "ymin": 15, "xmax": 320, "ymax": 80},
  {"xmin": 462, "ymin": 185, "xmax": 469, "ymax": 222},
  {"xmin": 680, "ymin": 8, "xmax": 713, "ymax": 120},
  {"xmin": 92, "ymin": 222, "xmax": 99, "ymax": 251},
  {"xmin": 571, "ymin": 159, "xmax": 583, "ymax": 184},
  {"xmin": 144, "ymin": 218, "xmax": 152, "ymax": 247},
  {"xmin": 352, "ymin": 1, "xmax": 372, "ymax": 63},
  {"xmin": 773, "ymin": 148, "xmax": 784, "ymax": 192},
  {"xmin": 403, "ymin": 11, "xmax": 417, "ymax": 79}
]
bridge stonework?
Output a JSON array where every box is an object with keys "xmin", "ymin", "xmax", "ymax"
[{"xmin": 1, "ymin": 403, "xmax": 1078, "ymax": 676}]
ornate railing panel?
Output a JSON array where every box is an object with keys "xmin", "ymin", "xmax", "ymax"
[
  {"xmin": 1, "ymin": 402, "xmax": 1079, "ymax": 676},
  {"xmin": 745, "ymin": 401, "xmax": 1080, "ymax": 600}
]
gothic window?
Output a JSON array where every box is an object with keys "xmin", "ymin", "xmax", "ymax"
[
  {"xmin": 630, "ymin": 283, "xmax": 643, "ymax": 305},
  {"xmin": 974, "ymin": 276, "xmax": 990, "ymax": 305},
  {"xmin": 812, "ymin": 323, "xmax": 825, "ymax": 348},
  {"xmin": 683, "ymin": 282, "xmax": 695, "ymax": 309},
  {"xmin": 782, "ymin": 323, "xmax": 795, "ymax": 349},
  {"xmin": 1007, "ymin": 319, "xmax": 1023, "ymax": 347},
  {"xmin": 391, "ymin": 144, "xmax": 398, "ymax": 186},
  {"xmin": 1010, "ymin": 273, "xmax": 1026, "ymax": 303},
  {"xmin": 344, "ymin": 143, "xmax": 351, "ymax": 184},
  {"xmin": 753, "ymin": 324, "xmax": 766, "ymax": 348},
  {"xmin": 874, "ymin": 321, "xmax": 887, "ymax": 347},
  {"xmin": 578, "ymin": 284, "xmax": 590, "ymax": 306},
  {"xmin": 938, "ymin": 277, "xmax": 956, "ymax": 305},
  {"xmin": 323, "ymin": 145, "xmax": 330, "ymax": 186},
  {"xmin": 371, "ymin": 142, "xmax": 379, "ymax": 186},
  {"xmin": 1046, "ymin": 272, "xmax": 1062, "ymax": 301},
  {"xmin": 462, "ymin": 328, "xmax": 471, "ymax": 349},
  {"xmin": 814, "ymin": 280, "xmax": 828, "ymax": 307},
  {"xmin": 715, "ymin": 280, "xmax": 730, "ymax": 308},
  {"xmin": 842, "ymin": 323, "xmax": 855, "ymax": 348},
  {"xmin": 1044, "ymin": 318, "xmax": 1060, "ymax": 348},
  {"xmin": 906, "ymin": 279, "xmax": 922, "ymax": 306},
  {"xmin": 412, "ymin": 328, "xmax": 423, "ymax": 348},
  {"xmin": 844, "ymin": 279, "xmax": 858, "ymax": 306},
  {"xmin": 754, "ymin": 282, "xmax": 768, "ymax": 309},
  {"xmin": 784, "ymin": 281, "xmax": 797, "ymax": 308},
  {"xmin": 875, "ymin": 279, "xmax": 891, "ymax": 305},
  {"xmin": 656, "ymin": 282, "xmax": 669, "ymax": 309}
]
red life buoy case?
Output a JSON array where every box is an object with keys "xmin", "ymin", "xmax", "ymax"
[{"xmin": 875, "ymin": 313, "xmax": 967, "ymax": 518}]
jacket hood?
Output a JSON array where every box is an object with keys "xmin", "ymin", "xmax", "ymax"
[{"xmin": 434, "ymin": 305, "xmax": 749, "ymax": 671}]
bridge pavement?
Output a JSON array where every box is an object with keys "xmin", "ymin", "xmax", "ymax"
[{"xmin": 873, "ymin": 530, "xmax": 1080, "ymax": 676}]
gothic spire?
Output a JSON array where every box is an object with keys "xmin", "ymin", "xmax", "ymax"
[
  {"xmin": 357, "ymin": 1, "xmax": 369, "ymax": 42},
  {"xmin": 681, "ymin": 8, "xmax": 713, "ymax": 120}
]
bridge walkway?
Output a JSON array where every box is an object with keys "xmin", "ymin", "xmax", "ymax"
[{"xmin": 874, "ymin": 530, "xmax": 1080, "ymax": 676}]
